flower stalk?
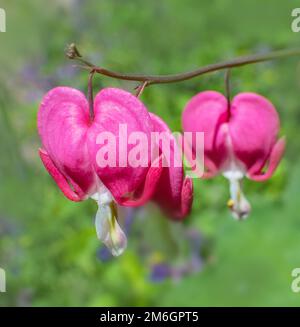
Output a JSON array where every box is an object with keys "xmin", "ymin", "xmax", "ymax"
[
  {"xmin": 66, "ymin": 43, "xmax": 300, "ymax": 86},
  {"xmin": 88, "ymin": 69, "xmax": 96, "ymax": 120}
]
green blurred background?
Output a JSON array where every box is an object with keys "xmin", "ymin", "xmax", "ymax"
[{"xmin": 0, "ymin": 0, "xmax": 300, "ymax": 306}]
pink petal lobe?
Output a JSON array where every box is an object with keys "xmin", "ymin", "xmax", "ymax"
[
  {"xmin": 180, "ymin": 177, "xmax": 194, "ymax": 218},
  {"xmin": 39, "ymin": 149, "xmax": 85, "ymax": 201},
  {"xmin": 38, "ymin": 87, "xmax": 95, "ymax": 197},
  {"xmin": 118, "ymin": 155, "xmax": 163, "ymax": 206},
  {"xmin": 182, "ymin": 91, "xmax": 229, "ymax": 171},
  {"xmin": 229, "ymin": 93, "xmax": 280, "ymax": 172},
  {"xmin": 150, "ymin": 113, "xmax": 193, "ymax": 220},
  {"xmin": 248, "ymin": 136, "xmax": 286, "ymax": 181},
  {"xmin": 88, "ymin": 88, "xmax": 154, "ymax": 204}
]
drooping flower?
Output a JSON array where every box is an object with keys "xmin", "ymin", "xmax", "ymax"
[
  {"xmin": 150, "ymin": 113, "xmax": 193, "ymax": 220},
  {"xmin": 182, "ymin": 91, "xmax": 285, "ymax": 219},
  {"xmin": 38, "ymin": 86, "xmax": 192, "ymax": 256}
]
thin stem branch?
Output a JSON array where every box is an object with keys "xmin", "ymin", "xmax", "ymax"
[
  {"xmin": 66, "ymin": 43, "xmax": 300, "ymax": 86},
  {"xmin": 88, "ymin": 69, "xmax": 96, "ymax": 120},
  {"xmin": 135, "ymin": 81, "xmax": 149, "ymax": 97},
  {"xmin": 225, "ymin": 69, "xmax": 231, "ymax": 117}
]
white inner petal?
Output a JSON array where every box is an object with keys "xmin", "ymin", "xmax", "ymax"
[
  {"xmin": 91, "ymin": 180, "xmax": 127, "ymax": 256},
  {"xmin": 222, "ymin": 163, "xmax": 251, "ymax": 220},
  {"xmin": 220, "ymin": 124, "xmax": 251, "ymax": 220},
  {"xmin": 95, "ymin": 201, "xmax": 127, "ymax": 256}
]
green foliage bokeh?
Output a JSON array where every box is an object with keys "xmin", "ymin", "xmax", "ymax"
[{"xmin": 0, "ymin": 0, "xmax": 300, "ymax": 306}]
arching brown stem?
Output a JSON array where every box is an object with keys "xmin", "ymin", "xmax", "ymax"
[{"xmin": 66, "ymin": 43, "xmax": 300, "ymax": 87}]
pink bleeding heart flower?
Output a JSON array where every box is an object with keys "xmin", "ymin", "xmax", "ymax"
[
  {"xmin": 182, "ymin": 91, "xmax": 285, "ymax": 219},
  {"xmin": 150, "ymin": 113, "xmax": 193, "ymax": 220},
  {"xmin": 38, "ymin": 86, "xmax": 192, "ymax": 256}
]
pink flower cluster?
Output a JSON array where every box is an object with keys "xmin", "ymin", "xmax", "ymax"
[{"xmin": 38, "ymin": 86, "xmax": 285, "ymax": 255}]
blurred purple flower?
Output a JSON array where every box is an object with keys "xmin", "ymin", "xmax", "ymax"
[
  {"xmin": 150, "ymin": 263, "xmax": 171, "ymax": 282},
  {"xmin": 149, "ymin": 227, "xmax": 204, "ymax": 283},
  {"xmin": 97, "ymin": 246, "xmax": 112, "ymax": 262}
]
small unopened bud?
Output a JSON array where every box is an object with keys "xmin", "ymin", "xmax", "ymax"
[{"xmin": 65, "ymin": 43, "xmax": 82, "ymax": 59}]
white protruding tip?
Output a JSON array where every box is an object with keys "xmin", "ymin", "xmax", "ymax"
[
  {"xmin": 226, "ymin": 177, "xmax": 251, "ymax": 220},
  {"xmin": 95, "ymin": 201, "xmax": 127, "ymax": 256}
]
